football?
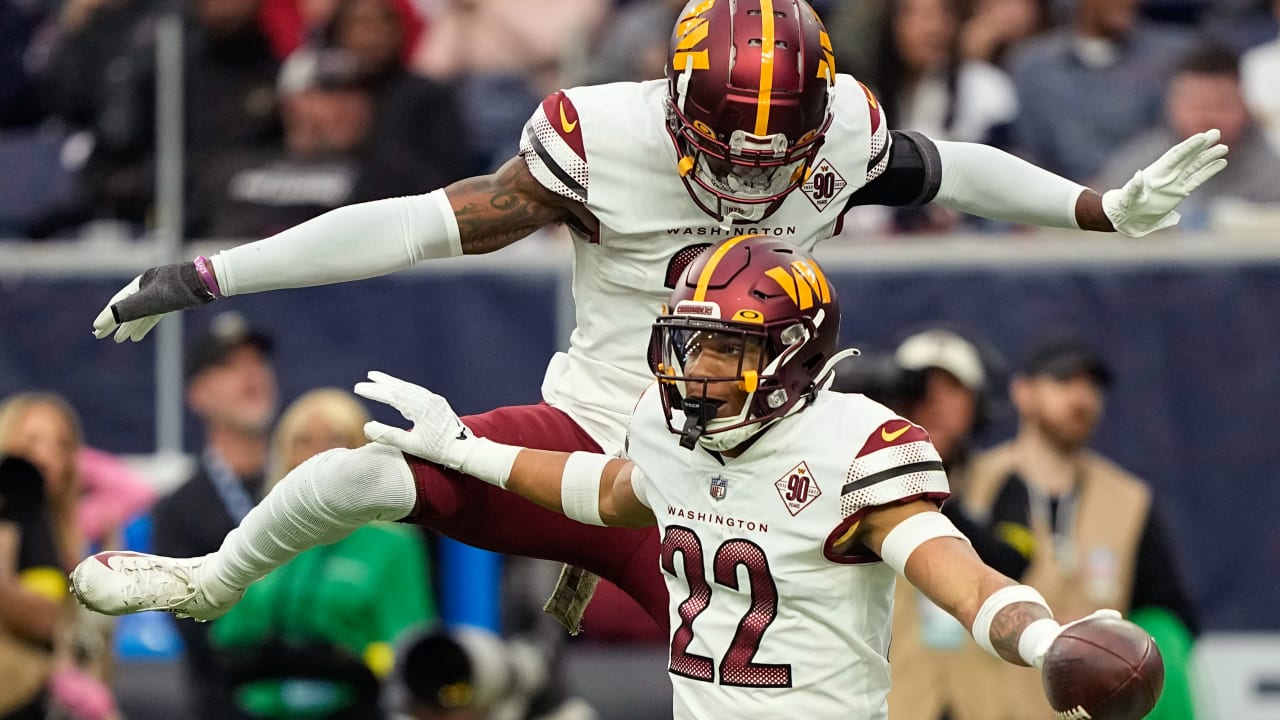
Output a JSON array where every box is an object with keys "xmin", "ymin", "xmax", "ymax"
[{"xmin": 1041, "ymin": 616, "xmax": 1164, "ymax": 720}]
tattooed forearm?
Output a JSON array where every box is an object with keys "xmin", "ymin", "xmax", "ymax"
[
  {"xmin": 446, "ymin": 157, "xmax": 583, "ymax": 254},
  {"xmin": 989, "ymin": 601, "xmax": 1053, "ymax": 666}
]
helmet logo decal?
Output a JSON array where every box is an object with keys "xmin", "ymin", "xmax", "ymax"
[
  {"xmin": 731, "ymin": 308, "xmax": 765, "ymax": 323},
  {"xmin": 754, "ymin": 0, "xmax": 777, "ymax": 136},
  {"xmin": 673, "ymin": 0, "xmax": 716, "ymax": 72},
  {"xmin": 764, "ymin": 258, "xmax": 831, "ymax": 310},
  {"xmin": 691, "ymin": 233, "xmax": 754, "ymax": 301},
  {"xmin": 817, "ymin": 29, "xmax": 836, "ymax": 84}
]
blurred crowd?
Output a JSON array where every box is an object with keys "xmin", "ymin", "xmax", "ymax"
[
  {"xmin": 0, "ymin": 311, "xmax": 614, "ymax": 720},
  {"xmin": 0, "ymin": 0, "xmax": 1278, "ymax": 241}
]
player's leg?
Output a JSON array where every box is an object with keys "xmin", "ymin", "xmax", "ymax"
[
  {"xmin": 72, "ymin": 441, "xmax": 418, "ymax": 618},
  {"xmin": 403, "ymin": 403, "xmax": 666, "ymax": 629},
  {"xmin": 72, "ymin": 402, "xmax": 666, "ymax": 628}
]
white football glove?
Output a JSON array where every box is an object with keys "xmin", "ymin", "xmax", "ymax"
[
  {"xmin": 1102, "ymin": 129, "xmax": 1228, "ymax": 237},
  {"xmin": 355, "ymin": 371, "xmax": 476, "ymax": 468},
  {"xmin": 93, "ymin": 262, "xmax": 217, "ymax": 342},
  {"xmin": 1028, "ymin": 608, "xmax": 1123, "ymax": 670},
  {"xmin": 93, "ymin": 275, "xmax": 164, "ymax": 343},
  {"xmin": 354, "ymin": 371, "xmax": 521, "ymax": 486}
]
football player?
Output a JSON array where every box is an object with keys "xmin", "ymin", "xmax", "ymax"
[
  {"xmin": 73, "ymin": 1, "xmax": 1224, "ymax": 631},
  {"xmin": 347, "ymin": 235, "xmax": 1117, "ymax": 718}
]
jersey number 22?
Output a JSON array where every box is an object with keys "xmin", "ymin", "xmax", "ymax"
[{"xmin": 661, "ymin": 525, "xmax": 792, "ymax": 688}]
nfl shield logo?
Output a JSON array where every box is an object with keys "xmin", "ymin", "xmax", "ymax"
[{"xmin": 709, "ymin": 475, "xmax": 728, "ymax": 501}]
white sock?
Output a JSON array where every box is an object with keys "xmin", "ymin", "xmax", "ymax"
[{"xmin": 204, "ymin": 443, "xmax": 417, "ymax": 592}]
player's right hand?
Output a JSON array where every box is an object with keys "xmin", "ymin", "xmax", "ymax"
[
  {"xmin": 93, "ymin": 261, "xmax": 218, "ymax": 342},
  {"xmin": 355, "ymin": 370, "xmax": 477, "ymax": 470}
]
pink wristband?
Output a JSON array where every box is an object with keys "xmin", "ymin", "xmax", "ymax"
[{"xmin": 193, "ymin": 255, "xmax": 222, "ymax": 298}]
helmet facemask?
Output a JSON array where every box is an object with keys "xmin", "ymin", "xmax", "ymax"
[
  {"xmin": 649, "ymin": 314, "xmax": 819, "ymax": 452},
  {"xmin": 666, "ymin": 91, "xmax": 831, "ymax": 224}
]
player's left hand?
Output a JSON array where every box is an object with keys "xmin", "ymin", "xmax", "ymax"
[
  {"xmin": 1102, "ymin": 129, "xmax": 1228, "ymax": 237},
  {"xmin": 354, "ymin": 371, "xmax": 477, "ymax": 469},
  {"xmin": 1029, "ymin": 609, "xmax": 1123, "ymax": 670}
]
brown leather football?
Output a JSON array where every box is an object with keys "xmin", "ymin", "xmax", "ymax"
[{"xmin": 1041, "ymin": 616, "xmax": 1164, "ymax": 720}]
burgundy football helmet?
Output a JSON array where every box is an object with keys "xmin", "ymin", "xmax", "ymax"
[
  {"xmin": 665, "ymin": 0, "xmax": 837, "ymax": 223},
  {"xmin": 648, "ymin": 234, "xmax": 844, "ymax": 451}
]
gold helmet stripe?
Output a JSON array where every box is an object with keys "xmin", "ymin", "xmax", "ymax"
[
  {"xmin": 754, "ymin": 0, "xmax": 776, "ymax": 136},
  {"xmin": 693, "ymin": 234, "xmax": 754, "ymax": 301}
]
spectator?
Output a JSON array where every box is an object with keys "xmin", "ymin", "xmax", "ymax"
[
  {"xmin": 834, "ymin": 329, "xmax": 1024, "ymax": 720},
  {"xmin": 962, "ymin": 331, "xmax": 1198, "ymax": 719},
  {"xmin": 960, "ymin": 0, "xmax": 1050, "ymax": 68},
  {"xmin": 92, "ymin": 0, "xmax": 281, "ymax": 227},
  {"xmin": 76, "ymin": 447, "xmax": 156, "ymax": 552},
  {"xmin": 1203, "ymin": 0, "xmax": 1278, "ymax": 52},
  {"xmin": 152, "ymin": 311, "xmax": 278, "ymax": 720},
  {"xmin": 584, "ymin": 0, "xmax": 685, "ymax": 84},
  {"xmin": 0, "ymin": 1, "xmax": 51, "ymax": 128},
  {"xmin": 259, "ymin": 0, "xmax": 424, "ymax": 60},
  {"xmin": 322, "ymin": 0, "xmax": 472, "ymax": 188},
  {"xmin": 0, "ymin": 393, "xmax": 83, "ymax": 571},
  {"xmin": 0, "ymin": 392, "xmax": 120, "ymax": 720},
  {"xmin": 210, "ymin": 388, "xmax": 436, "ymax": 719},
  {"xmin": 1095, "ymin": 44, "xmax": 1280, "ymax": 228},
  {"xmin": 1009, "ymin": 0, "xmax": 1196, "ymax": 182},
  {"xmin": 833, "ymin": 0, "xmax": 1019, "ymax": 234},
  {"xmin": 1242, "ymin": 0, "xmax": 1280, "ymax": 155},
  {"xmin": 411, "ymin": 0, "xmax": 608, "ymax": 170},
  {"xmin": 38, "ymin": 0, "xmax": 154, "ymax": 132},
  {"xmin": 189, "ymin": 48, "xmax": 420, "ymax": 238},
  {"xmin": 0, "ymin": 453, "xmax": 62, "ymax": 719},
  {"xmin": 842, "ymin": 0, "xmax": 1019, "ymax": 146}
]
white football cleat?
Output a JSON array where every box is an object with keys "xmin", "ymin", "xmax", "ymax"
[{"xmin": 70, "ymin": 551, "xmax": 244, "ymax": 621}]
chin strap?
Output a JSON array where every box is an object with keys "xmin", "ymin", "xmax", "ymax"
[{"xmin": 678, "ymin": 396, "xmax": 725, "ymax": 450}]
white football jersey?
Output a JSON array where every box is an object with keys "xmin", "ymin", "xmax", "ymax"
[
  {"xmin": 625, "ymin": 385, "xmax": 951, "ymax": 719},
  {"xmin": 520, "ymin": 77, "xmax": 889, "ymax": 453}
]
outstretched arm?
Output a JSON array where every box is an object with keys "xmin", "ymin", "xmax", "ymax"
[
  {"xmin": 93, "ymin": 157, "xmax": 584, "ymax": 342},
  {"xmin": 930, "ymin": 130, "xmax": 1227, "ymax": 236},
  {"xmin": 855, "ymin": 500, "xmax": 1046, "ymax": 665},
  {"xmin": 504, "ymin": 450, "xmax": 656, "ymax": 528},
  {"xmin": 353, "ymin": 371, "xmax": 655, "ymax": 528},
  {"xmin": 856, "ymin": 500, "xmax": 1115, "ymax": 668}
]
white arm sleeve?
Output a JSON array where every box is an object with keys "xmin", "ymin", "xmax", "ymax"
[
  {"xmin": 933, "ymin": 140, "xmax": 1086, "ymax": 229},
  {"xmin": 210, "ymin": 189, "xmax": 462, "ymax": 296},
  {"xmin": 628, "ymin": 464, "xmax": 651, "ymax": 509},
  {"xmin": 560, "ymin": 452, "xmax": 611, "ymax": 526}
]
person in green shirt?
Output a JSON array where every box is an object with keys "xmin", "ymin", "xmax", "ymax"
[{"xmin": 211, "ymin": 388, "xmax": 437, "ymax": 719}]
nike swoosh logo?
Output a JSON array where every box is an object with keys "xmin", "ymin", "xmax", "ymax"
[
  {"xmin": 881, "ymin": 424, "xmax": 911, "ymax": 442},
  {"xmin": 559, "ymin": 102, "xmax": 578, "ymax": 133},
  {"xmin": 93, "ymin": 551, "xmax": 145, "ymax": 568}
]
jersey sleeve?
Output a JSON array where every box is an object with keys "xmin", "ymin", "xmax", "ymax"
[
  {"xmin": 519, "ymin": 90, "xmax": 589, "ymax": 204},
  {"xmin": 858, "ymin": 81, "xmax": 892, "ymax": 185},
  {"xmin": 824, "ymin": 418, "xmax": 951, "ymax": 564}
]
